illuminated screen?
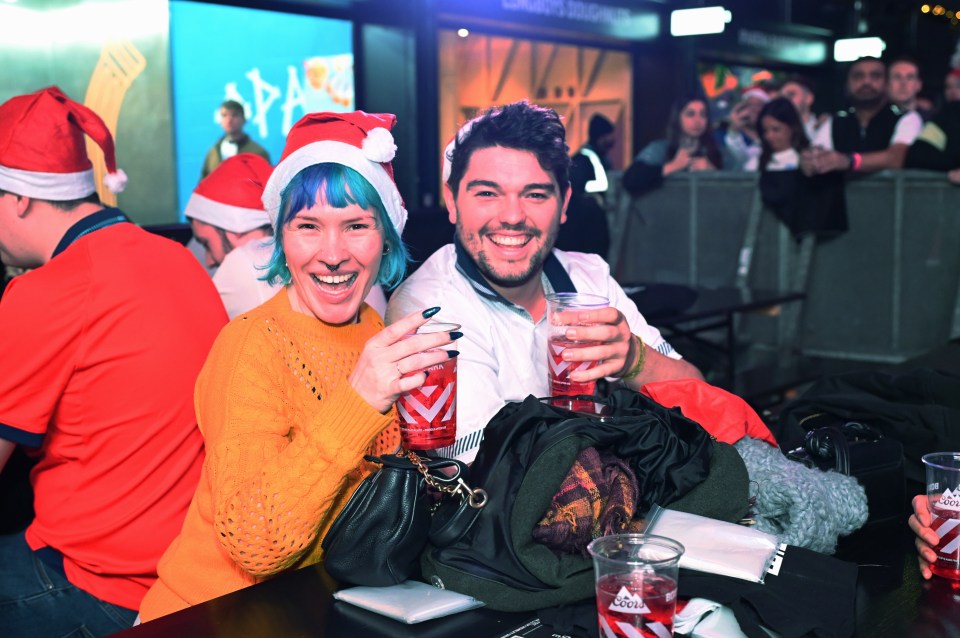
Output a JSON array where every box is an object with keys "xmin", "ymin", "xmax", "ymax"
[{"xmin": 170, "ymin": 1, "xmax": 354, "ymax": 216}]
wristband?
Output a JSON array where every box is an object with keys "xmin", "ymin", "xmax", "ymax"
[
  {"xmin": 621, "ymin": 335, "xmax": 646, "ymax": 381},
  {"xmin": 849, "ymin": 152, "xmax": 862, "ymax": 172}
]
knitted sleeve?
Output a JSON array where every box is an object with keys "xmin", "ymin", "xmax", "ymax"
[{"xmin": 198, "ymin": 321, "xmax": 395, "ymax": 578}]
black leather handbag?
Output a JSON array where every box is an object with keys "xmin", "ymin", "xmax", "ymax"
[
  {"xmin": 321, "ymin": 451, "xmax": 486, "ymax": 587},
  {"xmin": 786, "ymin": 418, "xmax": 905, "ymax": 527}
]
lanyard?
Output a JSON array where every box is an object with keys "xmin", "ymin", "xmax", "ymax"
[{"xmin": 51, "ymin": 207, "xmax": 130, "ymax": 259}]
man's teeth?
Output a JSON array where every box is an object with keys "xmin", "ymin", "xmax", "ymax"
[
  {"xmin": 312, "ymin": 274, "xmax": 354, "ymax": 284},
  {"xmin": 490, "ymin": 235, "xmax": 528, "ymax": 246}
]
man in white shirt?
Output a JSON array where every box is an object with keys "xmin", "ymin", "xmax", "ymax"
[
  {"xmin": 386, "ymin": 101, "xmax": 702, "ymax": 462},
  {"xmin": 887, "ymin": 57, "xmax": 923, "ymax": 115},
  {"xmin": 187, "ymin": 153, "xmax": 389, "ymax": 318},
  {"xmin": 803, "ymin": 57, "xmax": 922, "ymax": 175},
  {"xmin": 781, "ymin": 75, "xmax": 828, "ymax": 141}
]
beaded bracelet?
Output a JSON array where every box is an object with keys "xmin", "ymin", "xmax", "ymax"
[{"xmin": 621, "ymin": 335, "xmax": 646, "ymax": 381}]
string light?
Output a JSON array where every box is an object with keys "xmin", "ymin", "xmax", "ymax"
[{"xmin": 921, "ymin": 2, "xmax": 960, "ymax": 26}]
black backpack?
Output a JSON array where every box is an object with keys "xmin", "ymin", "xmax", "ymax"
[{"xmin": 421, "ymin": 389, "xmax": 750, "ymax": 612}]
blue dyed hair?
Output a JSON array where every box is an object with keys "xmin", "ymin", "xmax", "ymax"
[{"xmin": 262, "ymin": 163, "xmax": 408, "ymax": 289}]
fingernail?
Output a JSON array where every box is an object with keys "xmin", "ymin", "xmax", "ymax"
[
  {"xmin": 449, "ymin": 331, "xmax": 463, "ymax": 340},
  {"xmin": 447, "ymin": 350, "xmax": 460, "ymax": 358},
  {"xmin": 422, "ymin": 306, "xmax": 440, "ymax": 318}
]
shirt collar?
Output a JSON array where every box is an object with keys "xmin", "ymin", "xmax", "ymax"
[
  {"xmin": 52, "ymin": 207, "xmax": 130, "ymax": 259},
  {"xmin": 452, "ymin": 237, "xmax": 577, "ymax": 311}
]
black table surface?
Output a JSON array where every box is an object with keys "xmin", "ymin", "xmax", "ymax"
[
  {"xmin": 622, "ymin": 282, "xmax": 805, "ymax": 325},
  {"xmin": 116, "ymin": 519, "xmax": 955, "ymax": 638}
]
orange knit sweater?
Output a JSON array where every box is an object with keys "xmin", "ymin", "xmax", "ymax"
[{"xmin": 139, "ymin": 290, "xmax": 400, "ymax": 620}]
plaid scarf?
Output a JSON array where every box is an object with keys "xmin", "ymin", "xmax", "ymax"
[{"xmin": 532, "ymin": 446, "xmax": 644, "ymax": 555}]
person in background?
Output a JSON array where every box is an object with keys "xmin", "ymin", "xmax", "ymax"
[
  {"xmin": 945, "ymin": 68, "xmax": 960, "ymax": 103},
  {"xmin": 570, "ymin": 113, "xmax": 616, "ymax": 203},
  {"xmin": 200, "ymin": 99, "xmax": 270, "ymax": 180},
  {"xmin": 717, "ymin": 85, "xmax": 769, "ymax": 171},
  {"xmin": 804, "ymin": 56, "xmax": 922, "ymax": 175},
  {"xmin": 0, "ymin": 86, "xmax": 227, "ymax": 637},
  {"xmin": 386, "ymin": 101, "xmax": 702, "ymax": 463},
  {"xmin": 556, "ymin": 113, "xmax": 616, "ymax": 258},
  {"xmin": 781, "ymin": 75, "xmax": 828, "ymax": 141},
  {"xmin": 905, "ymin": 99, "xmax": 960, "ymax": 184},
  {"xmin": 139, "ymin": 111, "xmax": 454, "ymax": 620},
  {"xmin": 747, "ymin": 97, "xmax": 846, "ymax": 240},
  {"xmin": 746, "ymin": 97, "xmax": 810, "ymax": 172},
  {"xmin": 622, "ymin": 95, "xmax": 722, "ymax": 197},
  {"xmin": 187, "ymin": 153, "xmax": 386, "ymax": 318},
  {"xmin": 887, "ymin": 56, "xmax": 929, "ymax": 120}
]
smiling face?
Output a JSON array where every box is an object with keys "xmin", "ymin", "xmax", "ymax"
[
  {"xmin": 678, "ymin": 100, "xmax": 708, "ymax": 139},
  {"xmin": 282, "ymin": 196, "xmax": 384, "ymax": 325},
  {"xmin": 446, "ymin": 145, "xmax": 570, "ymax": 292}
]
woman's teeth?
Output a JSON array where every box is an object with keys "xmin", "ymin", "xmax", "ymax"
[{"xmin": 312, "ymin": 273, "xmax": 355, "ymax": 285}]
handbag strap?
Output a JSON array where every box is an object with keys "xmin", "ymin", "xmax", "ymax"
[{"xmin": 366, "ymin": 451, "xmax": 488, "ymax": 509}]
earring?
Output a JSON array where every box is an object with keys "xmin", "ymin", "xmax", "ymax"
[{"xmin": 382, "ymin": 243, "xmax": 391, "ymax": 255}]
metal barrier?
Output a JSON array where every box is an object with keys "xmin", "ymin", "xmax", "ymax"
[{"xmin": 612, "ymin": 170, "xmax": 960, "ymax": 362}]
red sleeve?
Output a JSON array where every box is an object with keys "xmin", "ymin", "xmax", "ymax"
[{"xmin": 0, "ymin": 268, "xmax": 84, "ymax": 447}]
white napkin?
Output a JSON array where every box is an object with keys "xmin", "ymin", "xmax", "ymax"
[{"xmin": 333, "ymin": 580, "xmax": 484, "ymax": 624}]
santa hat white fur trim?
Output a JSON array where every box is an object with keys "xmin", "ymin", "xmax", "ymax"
[
  {"xmin": 186, "ymin": 192, "xmax": 272, "ymax": 234},
  {"xmin": 263, "ymin": 139, "xmax": 407, "ymax": 235},
  {"xmin": 0, "ymin": 164, "xmax": 95, "ymax": 201}
]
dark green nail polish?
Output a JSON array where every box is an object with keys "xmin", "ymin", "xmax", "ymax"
[
  {"xmin": 449, "ymin": 331, "xmax": 463, "ymax": 340},
  {"xmin": 447, "ymin": 350, "xmax": 460, "ymax": 358},
  {"xmin": 422, "ymin": 307, "xmax": 441, "ymax": 318}
]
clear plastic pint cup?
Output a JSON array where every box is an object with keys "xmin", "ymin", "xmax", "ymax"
[
  {"xmin": 546, "ymin": 292, "xmax": 608, "ymax": 412},
  {"xmin": 923, "ymin": 452, "xmax": 960, "ymax": 580},
  {"xmin": 587, "ymin": 534, "xmax": 684, "ymax": 638},
  {"xmin": 397, "ymin": 322, "xmax": 459, "ymax": 450}
]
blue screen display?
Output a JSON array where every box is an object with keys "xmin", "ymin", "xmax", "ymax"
[{"xmin": 170, "ymin": 1, "xmax": 354, "ymax": 217}]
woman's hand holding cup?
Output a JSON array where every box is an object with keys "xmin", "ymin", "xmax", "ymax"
[{"xmin": 349, "ymin": 307, "xmax": 460, "ymax": 414}]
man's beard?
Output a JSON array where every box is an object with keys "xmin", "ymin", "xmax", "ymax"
[
  {"xmin": 455, "ymin": 214, "xmax": 560, "ymax": 289},
  {"xmin": 850, "ymin": 91, "xmax": 884, "ymax": 110}
]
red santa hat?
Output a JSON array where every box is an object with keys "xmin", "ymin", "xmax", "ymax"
[
  {"xmin": 186, "ymin": 153, "xmax": 273, "ymax": 233},
  {"xmin": 0, "ymin": 86, "xmax": 127, "ymax": 200},
  {"xmin": 262, "ymin": 111, "xmax": 407, "ymax": 234}
]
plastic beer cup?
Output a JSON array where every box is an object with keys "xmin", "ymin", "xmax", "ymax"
[
  {"xmin": 588, "ymin": 534, "xmax": 684, "ymax": 638},
  {"xmin": 923, "ymin": 452, "xmax": 960, "ymax": 580},
  {"xmin": 546, "ymin": 292, "xmax": 609, "ymax": 412},
  {"xmin": 397, "ymin": 322, "xmax": 459, "ymax": 450}
]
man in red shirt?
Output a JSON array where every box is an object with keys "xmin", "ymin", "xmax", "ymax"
[{"xmin": 0, "ymin": 87, "xmax": 227, "ymax": 636}]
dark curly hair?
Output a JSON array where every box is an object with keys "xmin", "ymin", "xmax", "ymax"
[{"xmin": 445, "ymin": 100, "xmax": 570, "ymax": 198}]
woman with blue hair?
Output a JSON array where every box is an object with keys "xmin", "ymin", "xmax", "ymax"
[{"xmin": 139, "ymin": 112, "xmax": 456, "ymax": 620}]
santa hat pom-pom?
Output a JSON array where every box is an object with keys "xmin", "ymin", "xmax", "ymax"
[
  {"xmin": 362, "ymin": 127, "xmax": 396, "ymax": 163},
  {"xmin": 103, "ymin": 169, "xmax": 128, "ymax": 194}
]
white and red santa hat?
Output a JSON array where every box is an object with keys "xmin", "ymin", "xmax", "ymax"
[
  {"xmin": 0, "ymin": 86, "xmax": 127, "ymax": 200},
  {"xmin": 441, "ymin": 116, "xmax": 480, "ymax": 185},
  {"xmin": 262, "ymin": 111, "xmax": 407, "ymax": 235},
  {"xmin": 186, "ymin": 153, "xmax": 273, "ymax": 233},
  {"xmin": 741, "ymin": 85, "xmax": 771, "ymax": 103}
]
